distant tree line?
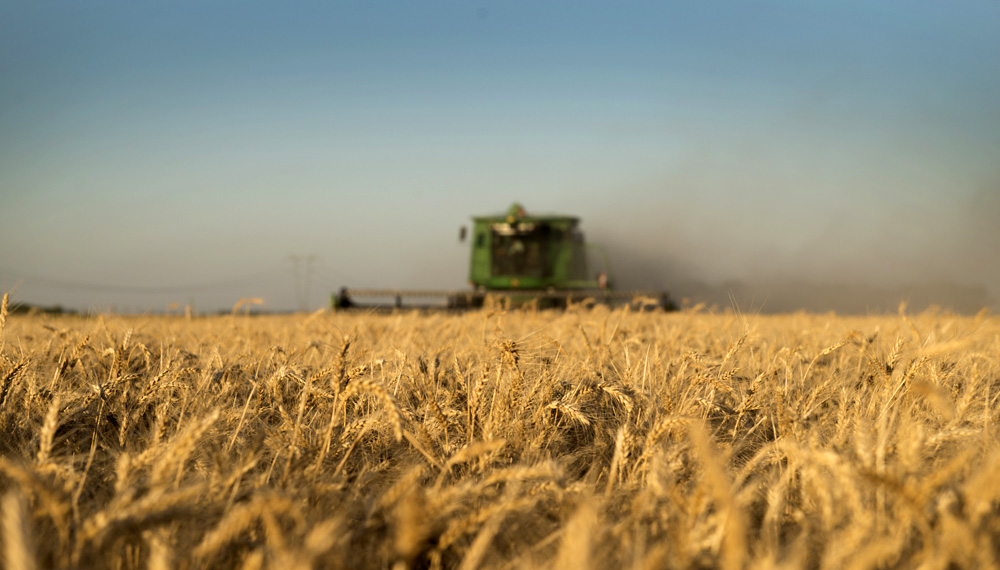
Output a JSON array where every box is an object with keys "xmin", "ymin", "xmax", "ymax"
[{"xmin": 7, "ymin": 302, "xmax": 76, "ymax": 315}]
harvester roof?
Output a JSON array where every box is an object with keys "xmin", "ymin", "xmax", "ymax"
[{"xmin": 472, "ymin": 202, "xmax": 580, "ymax": 226}]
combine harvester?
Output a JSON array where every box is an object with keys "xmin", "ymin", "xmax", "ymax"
[{"xmin": 333, "ymin": 203, "xmax": 674, "ymax": 311}]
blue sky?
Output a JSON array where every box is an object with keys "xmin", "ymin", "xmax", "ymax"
[{"xmin": 2, "ymin": 1, "xmax": 998, "ymax": 312}]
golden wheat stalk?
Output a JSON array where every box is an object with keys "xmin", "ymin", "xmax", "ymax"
[
  {"xmin": 3, "ymin": 491, "xmax": 36, "ymax": 570},
  {"xmin": 0, "ymin": 292, "xmax": 9, "ymax": 339}
]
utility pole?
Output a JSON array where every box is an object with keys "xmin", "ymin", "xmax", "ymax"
[{"xmin": 289, "ymin": 254, "xmax": 318, "ymax": 312}]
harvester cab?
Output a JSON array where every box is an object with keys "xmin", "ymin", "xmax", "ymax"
[{"xmin": 467, "ymin": 202, "xmax": 611, "ymax": 293}]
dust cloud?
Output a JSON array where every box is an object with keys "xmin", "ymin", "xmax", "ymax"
[{"xmin": 583, "ymin": 184, "xmax": 999, "ymax": 315}]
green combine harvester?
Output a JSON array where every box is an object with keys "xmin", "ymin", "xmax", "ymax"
[{"xmin": 334, "ymin": 203, "xmax": 674, "ymax": 310}]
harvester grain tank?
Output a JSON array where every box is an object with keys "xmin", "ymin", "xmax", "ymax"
[{"xmin": 333, "ymin": 203, "xmax": 673, "ymax": 310}]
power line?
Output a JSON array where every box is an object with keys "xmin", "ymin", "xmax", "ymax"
[{"xmin": 0, "ymin": 266, "xmax": 285, "ymax": 295}]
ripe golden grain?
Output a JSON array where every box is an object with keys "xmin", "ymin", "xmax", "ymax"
[{"xmin": 0, "ymin": 308, "xmax": 996, "ymax": 569}]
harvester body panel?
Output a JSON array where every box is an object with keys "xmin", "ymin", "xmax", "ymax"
[{"xmin": 468, "ymin": 203, "xmax": 598, "ymax": 291}]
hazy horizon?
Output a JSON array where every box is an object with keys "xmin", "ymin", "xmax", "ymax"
[{"xmin": 3, "ymin": 1, "xmax": 998, "ymax": 313}]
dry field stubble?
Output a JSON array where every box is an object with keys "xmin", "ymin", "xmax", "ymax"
[{"xmin": 1, "ymin": 298, "xmax": 999, "ymax": 569}]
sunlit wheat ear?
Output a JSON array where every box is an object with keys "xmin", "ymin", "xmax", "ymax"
[
  {"xmin": 0, "ymin": 292, "xmax": 8, "ymax": 339},
  {"xmin": 37, "ymin": 394, "xmax": 60, "ymax": 466},
  {"xmin": 547, "ymin": 400, "xmax": 590, "ymax": 426},
  {"xmin": 334, "ymin": 335, "xmax": 351, "ymax": 389},
  {"xmin": 151, "ymin": 408, "xmax": 221, "ymax": 487},
  {"xmin": 720, "ymin": 330, "xmax": 748, "ymax": 371},
  {"xmin": 466, "ymin": 364, "xmax": 490, "ymax": 438},
  {"xmin": 605, "ymin": 425, "xmax": 628, "ymax": 496},
  {"xmin": 341, "ymin": 376, "xmax": 403, "ymax": 442},
  {"xmin": 442, "ymin": 439, "xmax": 507, "ymax": 473},
  {"xmin": 886, "ymin": 337, "xmax": 906, "ymax": 373},
  {"xmin": 598, "ymin": 381, "xmax": 633, "ymax": 414}
]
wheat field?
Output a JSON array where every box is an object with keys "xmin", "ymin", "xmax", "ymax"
[{"xmin": 1, "ymin": 297, "xmax": 999, "ymax": 570}]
